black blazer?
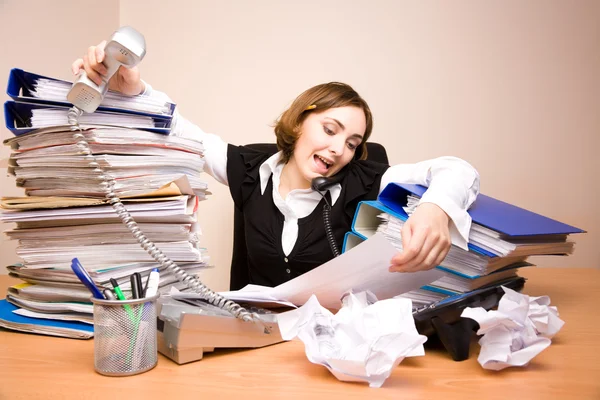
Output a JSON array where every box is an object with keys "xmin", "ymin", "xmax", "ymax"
[{"xmin": 229, "ymin": 142, "xmax": 389, "ymax": 290}]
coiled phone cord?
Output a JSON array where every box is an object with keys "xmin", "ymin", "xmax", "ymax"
[
  {"xmin": 322, "ymin": 203, "xmax": 340, "ymax": 257},
  {"xmin": 67, "ymin": 106, "xmax": 268, "ymax": 330}
]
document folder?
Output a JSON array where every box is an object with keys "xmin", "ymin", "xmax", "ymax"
[
  {"xmin": 0, "ymin": 299, "xmax": 93, "ymax": 339},
  {"xmin": 4, "ymin": 100, "xmax": 172, "ymax": 135},
  {"xmin": 350, "ymin": 199, "xmax": 495, "ymax": 257},
  {"xmin": 379, "ymin": 183, "xmax": 585, "ymax": 238},
  {"xmin": 7, "ymin": 68, "xmax": 176, "ymax": 118}
]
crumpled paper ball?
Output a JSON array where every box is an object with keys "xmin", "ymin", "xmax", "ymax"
[
  {"xmin": 461, "ymin": 286, "xmax": 564, "ymax": 371},
  {"xmin": 277, "ymin": 291, "xmax": 427, "ymax": 387}
]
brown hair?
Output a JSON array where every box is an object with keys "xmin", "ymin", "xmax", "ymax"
[{"xmin": 274, "ymin": 82, "xmax": 373, "ymax": 163}]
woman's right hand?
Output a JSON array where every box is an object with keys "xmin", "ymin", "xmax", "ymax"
[{"xmin": 71, "ymin": 41, "xmax": 145, "ymax": 96}]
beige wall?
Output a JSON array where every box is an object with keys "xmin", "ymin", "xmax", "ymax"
[
  {"xmin": 0, "ymin": 0, "xmax": 120, "ymax": 271},
  {"xmin": 1, "ymin": 1, "xmax": 598, "ymax": 291}
]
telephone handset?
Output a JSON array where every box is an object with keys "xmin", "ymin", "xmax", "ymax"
[
  {"xmin": 66, "ymin": 26, "xmax": 266, "ymax": 330},
  {"xmin": 310, "ymin": 173, "xmax": 345, "ymax": 192},
  {"xmin": 311, "ymin": 173, "xmax": 346, "ymax": 258},
  {"xmin": 67, "ymin": 26, "xmax": 146, "ymax": 113}
]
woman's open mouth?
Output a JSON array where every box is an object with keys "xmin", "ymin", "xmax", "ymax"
[{"xmin": 314, "ymin": 154, "xmax": 333, "ymax": 174}]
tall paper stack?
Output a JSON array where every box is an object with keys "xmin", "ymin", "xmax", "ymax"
[{"xmin": 0, "ymin": 69, "xmax": 210, "ymax": 338}]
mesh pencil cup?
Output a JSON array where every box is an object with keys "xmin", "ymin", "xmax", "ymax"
[{"xmin": 91, "ymin": 294, "xmax": 160, "ymax": 376}]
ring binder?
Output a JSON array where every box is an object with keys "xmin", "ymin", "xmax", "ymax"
[
  {"xmin": 7, "ymin": 68, "xmax": 176, "ymax": 117},
  {"xmin": 343, "ymin": 181, "xmax": 583, "ymax": 360},
  {"xmin": 4, "ymin": 100, "xmax": 172, "ymax": 135}
]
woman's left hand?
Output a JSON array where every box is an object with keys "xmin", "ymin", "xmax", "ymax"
[{"xmin": 389, "ymin": 203, "xmax": 451, "ymax": 272}]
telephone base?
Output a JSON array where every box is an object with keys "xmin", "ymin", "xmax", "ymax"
[
  {"xmin": 157, "ymin": 306, "xmax": 284, "ymax": 365},
  {"xmin": 157, "ymin": 331, "xmax": 213, "ymax": 364}
]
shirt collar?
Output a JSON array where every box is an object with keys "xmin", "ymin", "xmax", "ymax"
[{"xmin": 259, "ymin": 151, "xmax": 342, "ymax": 205}]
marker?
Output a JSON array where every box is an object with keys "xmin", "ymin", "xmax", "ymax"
[
  {"xmin": 109, "ymin": 278, "xmax": 127, "ymax": 301},
  {"xmin": 71, "ymin": 258, "xmax": 104, "ymax": 299},
  {"xmin": 130, "ymin": 272, "xmax": 142, "ymax": 299},
  {"xmin": 144, "ymin": 268, "xmax": 160, "ymax": 297},
  {"xmin": 134, "ymin": 272, "xmax": 143, "ymax": 298},
  {"xmin": 109, "ymin": 277, "xmax": 135, "ymax": 320}
]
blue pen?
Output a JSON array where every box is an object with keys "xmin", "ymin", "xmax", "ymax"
[{"xmin": 71, "ymin": 257, "xmax": 105, "ymax": 299}]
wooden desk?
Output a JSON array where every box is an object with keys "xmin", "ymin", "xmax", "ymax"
[{"xmin": 1, "ymin": 268, "xmax": 599, "ymax": 399}]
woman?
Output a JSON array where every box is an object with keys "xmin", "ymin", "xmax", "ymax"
[{"xmin": 72, "ymin": 42, "xmax": 480, "ymax": 287}]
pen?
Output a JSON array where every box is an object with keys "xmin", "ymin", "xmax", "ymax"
[
  {"xmin": 130, "ymin": 273, "xmax": 142, "ymax": 299},
  {"xmin": 71, "ymin": 258, "xmax": 105, "ymax": 299},
  {"xmin": 144, "ymin": 268, "xmax": 160, "ymax": 298},
  {"xmin": 110, "ymin": 277, "xmax": 136, "ymax": 322},
  {"xmin": 142, "ymin": 271, "xmax": 151, "ymax": 296},
  {"xmin": 103, "ymin": 288, "xmax": 116, "ymax": 300},
  {"xmin": 142, "ymin": 268, "xmax": 157, "ymax": 297},
  {"xmin": 109, "ymin": 278, "xmax": 127, "ymax": 301}
]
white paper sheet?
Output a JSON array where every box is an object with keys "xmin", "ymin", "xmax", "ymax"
[
  {"xmin": 222, "ymin": 234, "xmax": 444, "ymax": 309},
  {"xmin": 461, "ymin": 286, "xmax": 564, "ymax": 370},
  {"xmin": 277, "ymin": 292, "xmax": 427, "ymax": 387}
]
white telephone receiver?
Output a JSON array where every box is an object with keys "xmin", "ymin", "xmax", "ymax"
[{"xmin": 67, "ymin": 26, "xmax": 146, "ymax": 113}]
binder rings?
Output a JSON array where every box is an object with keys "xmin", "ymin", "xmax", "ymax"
[{"xmin": 7, "ymin": 68, "xmax": 176, "ymax": 118}]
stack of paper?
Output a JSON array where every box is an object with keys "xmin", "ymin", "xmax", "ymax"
[
  {"xmin": 376, "ymin": 214, "xmax": 531, "ymax": 294},
  {"xmin": 1, "ymin": 69, "xmax": 211, "ymax": 338},
  {"xmin": 0, "ymin": 299, "xmax": 93, "ymax": 339},
  {"xmin": 5, "ymin": 127, "xmax": 208, "ymax": 197},
  {"xmin": 345, "ymin": 183, "xmax": 584, "ymax": 308}
]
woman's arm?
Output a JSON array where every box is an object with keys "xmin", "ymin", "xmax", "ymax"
[
  {"xmin": 379, "ymin": 157, "xmax": 480, "ymax": 272},
  {"xmin": 71, "ymin": 41, "xmax": 230, "ymax": 186},
  {"xmin": 141, "ymin": 83, "xmax": 230, "ymax": 186}
]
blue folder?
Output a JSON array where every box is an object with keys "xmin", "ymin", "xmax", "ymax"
[
  {"xmin": 344, "ymin": 182, "xmax": 584, "ymax": 286},
  {"xmin": 379, "ymin": 183, "xmax": 585, "ymax": 238},
  {"xmin": 342, "ymin": 231, "xmax": 365, "ymax": 253},
  {"xmin": 0, "ymin": 299, "xmax": 93, "ymax": 339},
  {"xmin": 4, "ymin": 100, "xmax": 172, "ymax": 135},
  {"xmin": 7, "ymin": 68, "xmax": 176, "ymax": 118},
  {"xmin": 350, "ymin": 199, "xmax": 497, "ymax": 257}
]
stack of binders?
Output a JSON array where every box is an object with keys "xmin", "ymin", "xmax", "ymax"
[
  {"xmin": 344, "ymin": 183, "xmax": 585, "ymax": 308},
  {"xmin": 0, "ymin": 68, "xmax": 211, "ymax": 338}
]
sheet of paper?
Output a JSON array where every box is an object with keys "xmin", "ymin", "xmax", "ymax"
[
  {"xmin": 188, "ymin": 290, "xmax": 297, "ymax": 309},
  {"xmin": 0, "ymin": 196, "xmax": 192, "ymax": 222},
  {"xmin": 135, "ymin": 175, "xmax": 196, "ymax": 198},
  {"xmin": 272, "ymin": 234, "xmax": 444, "ymax": 309},
  {"xmin": 222, "ymin": 234, "xmax": 444, "ymax": 310},
  {"xmin": 13, "ymin": 308, "xmax": 93, "ymax": 324}
]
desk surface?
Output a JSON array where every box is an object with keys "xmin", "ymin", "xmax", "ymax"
[{"xmin": 1, "ymin": 268, "xmax": 599, "ymax": 400}]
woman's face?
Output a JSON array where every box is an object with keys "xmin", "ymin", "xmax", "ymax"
[{"xmin": 290, "ymin": 106, "xmax": 366, "ymax": 183}]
